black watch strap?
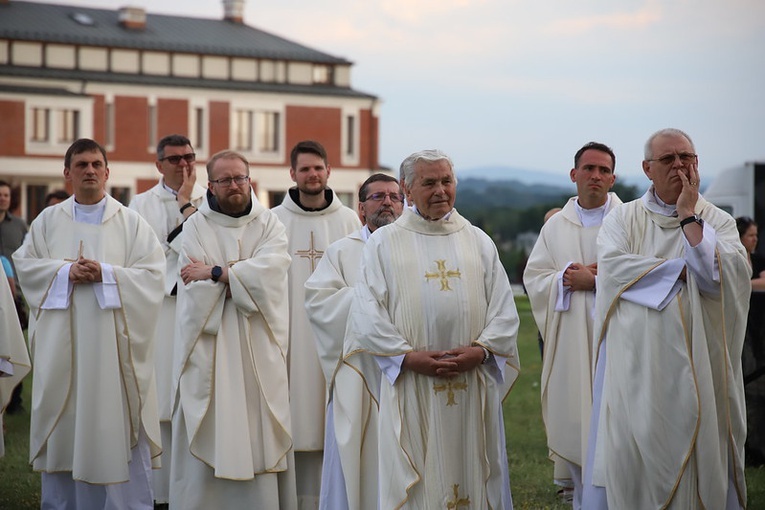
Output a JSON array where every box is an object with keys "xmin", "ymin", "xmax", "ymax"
[
  {"xmin": 211, "ymin": 265, "xmax": 222, "ymax": 282},
  {"xmin": 679, "ymin": 215, "xmax": 701, "ymax": 228},
  {"xmin": 180, "ymin": 202, "xmax": 195, "ymax": 214}
]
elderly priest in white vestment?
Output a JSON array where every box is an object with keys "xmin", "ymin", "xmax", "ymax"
[
  {"xmin": 304, "ymin": 173, "xmax": 405, "ymax": 510},
  {"xmin": 13, "ymin": 138, "xmax": 166, "ymax": 509},
  {"xmin": 346, "ymin": 149, "xmax": 521, "ymax": 509},
  {"xmin": 171, "ymin": 150, "xmax": 296, "ymax": 509},
  {"xmin": 524, "ymin": 141, "xmax": 621, "ymax": 509},
  {"xmin": 582, "ymin": 128, "xmax": 750, "ymax": 510},
  {"xmin": 0, "ymin": 269, "xmax": 31, "ymax": 459}
]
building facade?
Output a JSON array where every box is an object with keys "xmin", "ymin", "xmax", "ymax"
[{"xmin": 0, "ymin": 0, "xmax": 380, "ymax": 220}]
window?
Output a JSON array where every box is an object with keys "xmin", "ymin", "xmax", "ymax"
[
  {"xmin": 110, "ymin": 186, "xmax": 130, "ymax": 206},
  {"xmin": 26, "ymin": 184, "xmax": 47, "ymax": 221},
  {"xmin": 56, "ymin": 109, "xmax": 79, "ymax": 143},
  {"xmin": 233, "ymin": 109, "xmax": 253, "ymax": 151},
  {"xmin": 268, "ymin": 190, "xmax": 285, "ymax": 208},
  {"xmin": 194, "ymin": 107, "xmax": 205, "ymax": 150},
  {"xmin": 313, "ymin": 65, "xmax": 333, "ymax": 84},
  {"xmin": 32, "ymin": 108, "xmax": 49, "ymax": 142},
  {"xmin": 148, "ymin": 104, "xmax": 157, "ymax": 150},
  {"xmin": 105, "ymin": 102, "xmax": 115, "ymax": 148},
  {"xmin": 345, "ymin": 115, "xmax": 355, "ymax": 156},
  {"xmin": 256, "ymin": 111, "xmax": 279, "ymax": 153}
]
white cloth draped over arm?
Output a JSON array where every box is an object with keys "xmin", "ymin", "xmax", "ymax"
[{"xmin": 621, "ymin": 222, "xmax": 720, "ymax": 311}]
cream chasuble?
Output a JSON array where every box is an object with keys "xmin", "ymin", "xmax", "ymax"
[
  {"xmin": 129, "ymin": 180, "xmax": 206, "ymax": 503},
  {"xmin": 172, "ymin": 192, "xmax": 295, "ymax": 509},
  {"xmin": 13, "ymin": 195, "xmax": 165, "ymax": 484},
  {"xmin": 0, "ymin": 273, "xmax": 31, "ymax": 458},
  {"xmin": 129, "ymin": 179, "xmax": 205, "ymax": 421},
  {"xmin": 524, "ymin": 193, "xmax": 621, "ymax": 474},
  {"xmin": 273, "ymin": 190, "xmax": 360, "ymax": 452},
  {"xmin": 593, "ymin": 195, "xmax": 749, "ymax": 509},
  {"xmin": 347, "ymin": 208, "xmax": 520, "ymax": 509},
  {"xmin": 304, "ymin": 230, "xmax": 380, "ymax": 510}
]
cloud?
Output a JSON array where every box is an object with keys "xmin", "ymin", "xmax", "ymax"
[{"xmin": 544, "ymin": 2, "xmax": 662, "ymax": 36}]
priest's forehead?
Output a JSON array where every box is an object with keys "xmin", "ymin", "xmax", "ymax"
[{"xmin": 65, "ymin": 138, "xmax": 108, "ymax": 168}]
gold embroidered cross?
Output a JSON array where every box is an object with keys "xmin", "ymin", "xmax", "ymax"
[
  {"xmin": 433, "ymin": 378, "xmax": 467, "ymax": 406},
  {"xmin": 425, "ymin": 259, "xmax": 461, "ymax": 291},
  {"xmin": 446, "ymin": 484, "xmax": 470, "ymax": 509},
  {"xmin": 295, "ymin": 231, "xmax": 324, "ymax": 272}
]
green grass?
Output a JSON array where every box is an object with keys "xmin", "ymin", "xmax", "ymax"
[{"xmin": 1, "ymin": 296, "xmax": 764, "ymax": 508}]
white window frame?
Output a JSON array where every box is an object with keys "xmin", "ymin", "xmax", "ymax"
[
  {"xmin": 340, "ymin": 107, "xmax": 360, "ymax": 167},
  {"xmin": 25, "ymin": 96, "xmax": 93, "ymax": 156}
]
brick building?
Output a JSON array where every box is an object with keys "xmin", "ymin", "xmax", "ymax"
[{"xmin": 0, "ymin": 0, "xmax": 381, "ymax": 220}]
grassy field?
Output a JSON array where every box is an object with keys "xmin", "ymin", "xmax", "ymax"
[{"xmin": 1, "ymin": 296, "xmax": 764, "ymax": 508}]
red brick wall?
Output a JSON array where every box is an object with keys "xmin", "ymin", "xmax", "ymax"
[
  {"xmin": 359, "ymin": 108, "xmax": 378, "ymax": 170},
  {"xmin": 136, "ymin": 178, "xmax": 158, "ymax": 194},
  {"xmin": 112, "ymin": 96, "xmax": 150, "ymax": 161},
  {"xmin": 208, "ymin": 101, "xmax": 230, "ymax": 157},
  {"xmin": 285, "ymin": 105, "xmax": 341, "ymax": 167},
  {"xmin": 0, "ymin": 100, "xmax": 26, "ymax": 156},
  {"xmin": 157, "ymin": 98, "xmax": 189, "ymax": 140}
]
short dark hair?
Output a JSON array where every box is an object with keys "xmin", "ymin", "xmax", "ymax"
[
  {"xmin": 65, "ymin": 138, "xmax": 108, "ymax": 168},
  {"xmin": 0, "ymin": 180, "xmax": 10, "ymax": 191},
  {"xmin": 736, "ymin": 216, "xmax": 757, "ymax": 238},
  {"xmin": 574, "ymin": 142, "xmax": 616, "ymax": 172},
  {"xmin": 157, "ymin": 134, "xmax": 193, "ymax": 160},
  {"xmin": 44, "ymin": 189, "xmax": 70, "ymax": 206},
  {"xmin": 290, "ymin": 140, "xmax": 328, "ymax": 169},
  {"xmin": 358, "ymin": 173, "xmax": 400, "ymax": 203}
]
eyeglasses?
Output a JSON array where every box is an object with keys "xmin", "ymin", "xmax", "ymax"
[
  {"xmin": 647, "ymin": 152, "xmax": 697, "ymax": 166},
  {"xmin": 209, "ymin": 175, "xmax": 250, "ymax": 186},
  {"xmin": 159, "ymin": 153, "xmax": 196, "ymax": 165},
  {"xmin": 363, "ymin": 192, "xmax": 405, "ymax": 203}
]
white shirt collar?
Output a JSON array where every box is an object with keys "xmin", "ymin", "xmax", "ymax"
[{"xmin": 642, "ymin": 185, "xmax": 677, "ymax": 217}]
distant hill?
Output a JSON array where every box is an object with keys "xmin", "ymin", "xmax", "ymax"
[
  {"xmin": 457, "ymin": 165, "xmax": 650, "ymax": 189},
  {"xmin": 455, "ymin": 177, "xmax": 573, "ymax": 210}
]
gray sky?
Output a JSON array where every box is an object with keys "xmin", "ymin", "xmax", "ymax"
[{"xmin": 27, "ymin": 0, "xmax": 765, "ymax": 182}]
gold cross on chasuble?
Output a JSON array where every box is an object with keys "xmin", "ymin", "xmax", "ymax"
[
  {"xmin": 295, "ymin": 231, "xmax": 324, "ymax": 272},
  {"xmin": 425, "ymin": 259, "xmax": 461, "ymax": 291},
  {"xmin": 433, "ymin": 377, "xmax": 467, "ymax": 406},
  {"xmin": 446, "ymin": 484, "xmax": 470, "ymax": 509}
]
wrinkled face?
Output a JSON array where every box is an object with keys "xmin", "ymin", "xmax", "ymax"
[
  {"xmin": 406, "ymin": 159, "xmax": 456, "ymax": 220},
  {"xmin": 642, "ymin": 134, "xmax": 697, "ymax": 205},
  {"xmin": 570, "ymin": 149, "xmax": 615, "ymax": 209},
  {"xmin": 0, "ymin": 185, "xmax": 10, "ymax": 213},
  {"xmin": 359, "ymin": 180, "xmax": 404, "ymax": 231},
  {"xmin": 156, "ymin": 144, "xmax": 195, "ymax": 190},
  {"xmin": 742, "ymin": 224, "xmax": 758, "ymax": 254},
  {"xmin": 64, "ymin": 150, "xmax": 109, "ymax": 199},
  {"xmin": 208, "ymin": 157, "xmax": 251, "ymax": 214},
  {"xmin": 290, "ymin": 152, "xmax": 330, "ymax": 196}
]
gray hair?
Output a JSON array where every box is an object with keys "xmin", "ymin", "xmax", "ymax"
[
  {"xmin": 643, "ymin": 128, "xmax": 695, "ymax": 160},
  {"xmin": 399, "ymin": 149, "xmax": 456, "ymax": 188}
]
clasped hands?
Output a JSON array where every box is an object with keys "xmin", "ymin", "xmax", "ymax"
[
  {"xmin": 68, "ymin": 257, "xmax": 102, "ymax": 284},
  {"xmin": 402, "ymin": 345, "xmax": 486, "ymax": 378},
  {"xmin": 563, "ymin": 262, "xmax": 597, "ymax": 291}
]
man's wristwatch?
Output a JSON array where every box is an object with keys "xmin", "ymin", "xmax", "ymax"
[
  {"xmin": 480, "ymin": 346, "xmax": 492, "ymax": 365},
  {"xmin": 679, "ymin": 214, "xmax": 703, "ymax": 229},
  {"xmin": 211, "ymin": 265, "xmax": 223, "ymax": 282},
  {"xmin": 179, "ymin": 202, "xmax": 195, "ymax": 214}
]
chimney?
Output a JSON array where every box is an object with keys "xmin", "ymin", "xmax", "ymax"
[
  {"xmin": 119, "ymin": 6, "xmax": 146, "ymax": 31},
  {"xmin": 222, "ymin": 0, "xmax": 245, "ymax": 24}
]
